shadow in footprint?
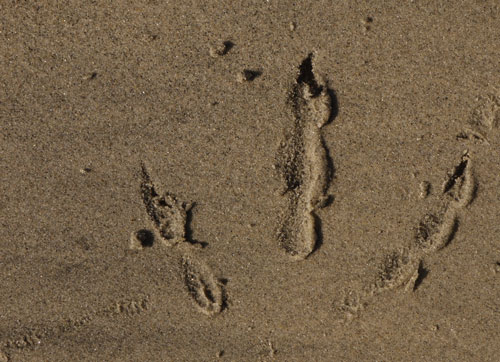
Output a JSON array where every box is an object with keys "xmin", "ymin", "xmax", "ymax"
[
  {"xmin": 326, "ymin": 87, "xmax": 339, "ymax": 124},
  {"xmin": 185, "ymin": 204, "xmax": 208, "ymax": 248},
  {"xmin": 241, "ymin": 69, "xmax": 262, "ymax": 81},
  {"xmin": 137, "ymin": 229, "xmax": 155, "ymax": 247},
  {"xmin": 413, "ymin": 263, "xmax": 429, "ymax": 291},
  {"xmin": 312, "ymin": 213, "xmax": 324, "ymax": 255}
]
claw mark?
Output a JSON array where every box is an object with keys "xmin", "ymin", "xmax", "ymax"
[
  {"xmin": 182, "ymin": 257, "xmax": 225, "ymax": 316},
  {"xmin": 275, "ymin": 53, "xmax": 336, "ymax": 260},
  {"xmin": 444, "ymin": 152, "xmax": 475, "ymax": 209},
  {"xmin": 442, "ymin": 157, "xmax": 468, "ymax": 194},
  {"xmin": 140, "ymin": 163, "xmax": 193, "ymax": 246}
]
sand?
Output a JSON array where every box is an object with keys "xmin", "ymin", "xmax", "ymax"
[{"xmin": 1, "ymin": 1, "xmax": 500, "ymax": 361}]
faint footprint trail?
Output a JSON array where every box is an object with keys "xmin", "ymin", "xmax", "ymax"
[
  {"xmin": 0, "ymin": 294, "xmax": 150, "ymax": 361},
  {"xmin": 275, "ymin": 53, "xmax": 337, "ymax": 260},
  {"xmin": 457, "ymin": 90, "xmax": 500, "ymax": 145},
  {"xmin": 337, "ymin": 152, "xmax": 476, "ymax": 320},
  {"xmin": 138, "ymin": 163, "xmax": 226, "ymax": 316}
]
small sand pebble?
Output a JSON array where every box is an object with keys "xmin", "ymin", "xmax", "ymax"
[{"xmin": 79, "ymin": 167, "xmax": 92, "ymax": 174}]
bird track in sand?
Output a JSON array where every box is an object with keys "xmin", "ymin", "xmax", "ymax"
[
  {"xmin": 275, "ymin": 53, "xmax": 337, "ymax": 260},
  {"xmin": 338, "ymin": 151, "xmax": 476, "ymax": 321},
  {"xmin": 138, "ymin": 163, "xmax": 226, "ymax": 316}
]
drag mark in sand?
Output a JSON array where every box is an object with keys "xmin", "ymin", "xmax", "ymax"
[{"xmin": 275, "ymin": 53, "xmax": 337, "ymax": 260}]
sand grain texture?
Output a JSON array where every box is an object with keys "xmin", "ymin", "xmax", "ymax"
[{"xmin": 1, "ymin": 1, "xmax": 500, "ymax": 361}]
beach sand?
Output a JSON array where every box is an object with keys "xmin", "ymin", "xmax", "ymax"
[{"xmin": 1, "ymin": 1, "xmax": 500, "ymax": 361}]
